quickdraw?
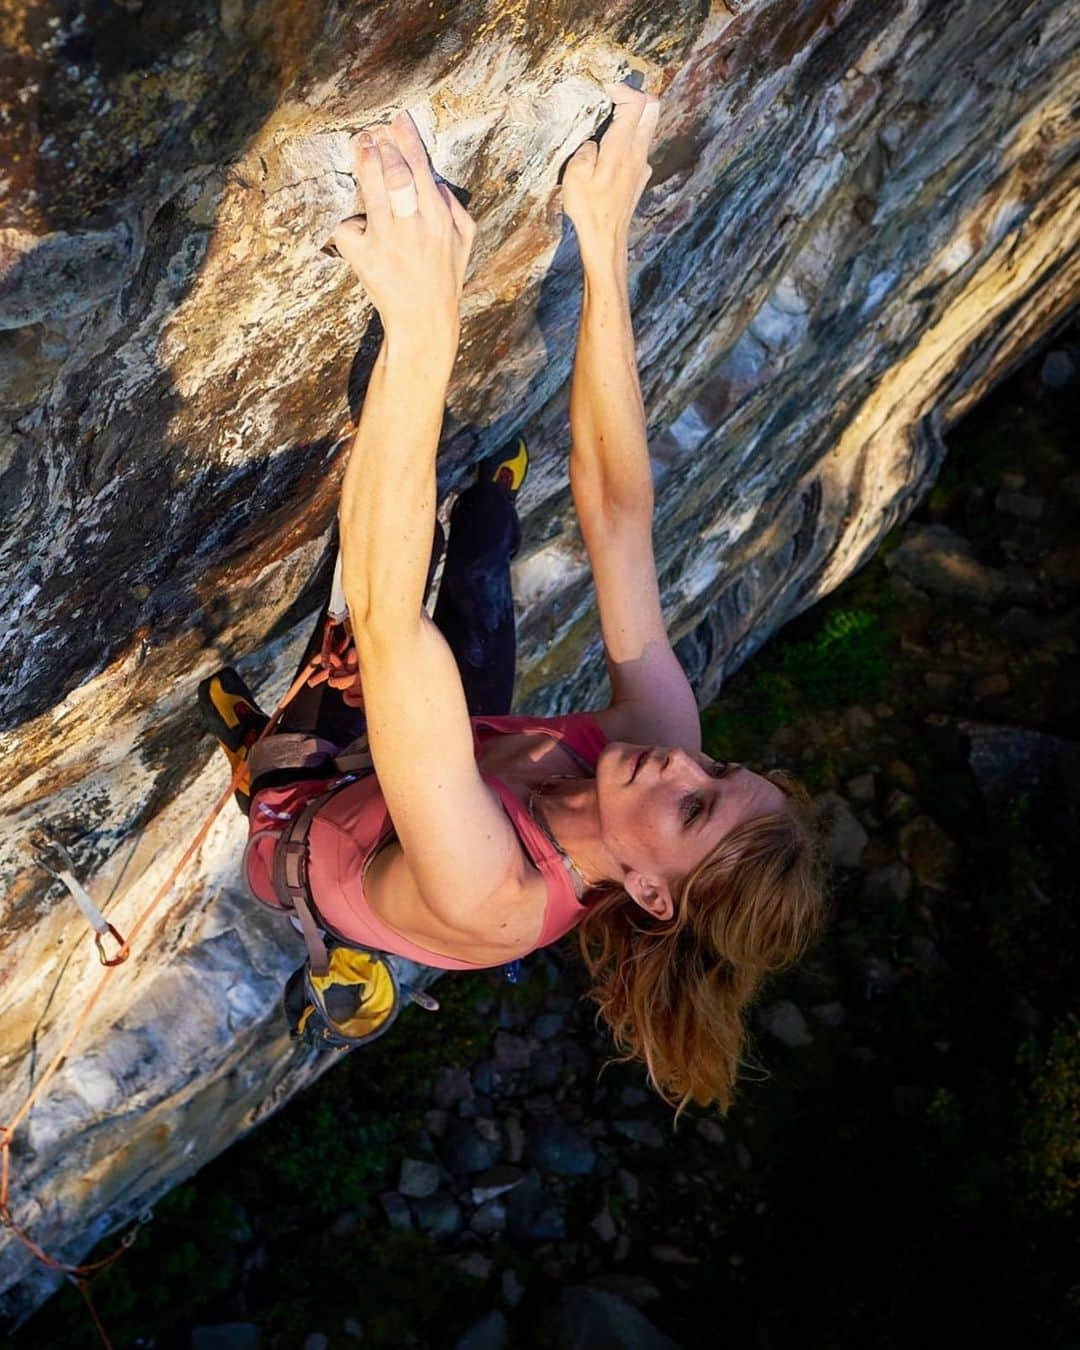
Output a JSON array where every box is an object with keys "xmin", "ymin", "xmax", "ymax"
[{"xmin": 27, "ymin": 831, "xmax": 130, "ymax": 967}]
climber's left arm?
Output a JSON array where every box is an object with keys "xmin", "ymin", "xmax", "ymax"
[
  {"xmin": 562, "ymin": 83, "xmax": 701, "ymax": 753},
  {"xmin": 567, "ymin": 256, "xmax": 702, "ymax": 754}
]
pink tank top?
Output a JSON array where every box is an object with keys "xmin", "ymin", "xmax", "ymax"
[{"xmin": 244, "ymin": 711, "xmax": 608, "ymax": 970}]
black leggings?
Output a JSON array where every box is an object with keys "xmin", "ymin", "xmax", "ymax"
[{"xmin": 273, "ymin": 478, "xmax": 519, "ymax": 759}]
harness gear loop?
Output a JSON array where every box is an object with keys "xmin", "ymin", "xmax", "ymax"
[{"xmin": 302, "ymin": 548, "xmax": 364, "ymax": 706}]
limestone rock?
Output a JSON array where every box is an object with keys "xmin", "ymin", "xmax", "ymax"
[{"xmin": 3, "ymin": 0, "xmax": 1079, "ymax": 1325}]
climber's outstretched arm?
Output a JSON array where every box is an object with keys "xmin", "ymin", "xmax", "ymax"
[
  {"xmin": 331, "ymin": 116, "xmax": 532, "ymax": 939},
  {"xmin": 562, "ymin": 83, "xmax": 701, "ymax": 753}
]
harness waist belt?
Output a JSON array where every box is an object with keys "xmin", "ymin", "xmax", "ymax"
[{"xmin": 260, "ymin": 744, "xmax": 376, "ymax": 975}]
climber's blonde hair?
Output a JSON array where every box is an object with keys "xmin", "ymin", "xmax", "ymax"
[{"xmin": 576, "ymin": 768, "xmax": 826, "ymax": 1118}]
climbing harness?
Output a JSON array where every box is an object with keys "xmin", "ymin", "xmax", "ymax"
[{"xmin": 241, "ymin": 733, "xmax": 442, "ymax": 1049}]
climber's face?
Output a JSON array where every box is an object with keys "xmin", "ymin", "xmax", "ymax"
[{"xmin": 594, "ymin": 743, "xmax": 788, "ymax": 919}]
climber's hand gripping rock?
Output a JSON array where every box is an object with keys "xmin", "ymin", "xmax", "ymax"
[
  {"xmin": 332, "ymin": 110, "xmax": 476, "ymax": 343},
  {"xmin": 561, "ymin": 80, "xmax": 660, "ymax": 257}
]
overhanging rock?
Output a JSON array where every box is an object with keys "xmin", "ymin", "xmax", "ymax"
[{"xmin": 2, "ymin": 0, "xmax": 1077, "ymax": 1324}]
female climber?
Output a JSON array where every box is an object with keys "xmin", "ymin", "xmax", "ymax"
[{"xmin": 201, "ymin": 82, "xmax": 825, "ymax": 1114}]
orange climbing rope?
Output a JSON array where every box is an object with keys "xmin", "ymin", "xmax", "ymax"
[{"xmin": 0, "ymin": 655, "xmax": 320, "ymax": 1347}]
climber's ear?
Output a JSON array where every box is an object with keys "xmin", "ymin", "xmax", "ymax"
[{"xmin": 624, "ymin": 870, "xmax": 674, "ymax": 922}]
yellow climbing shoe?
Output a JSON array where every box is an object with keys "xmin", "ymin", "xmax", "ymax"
[{"xmin": 197, "ymin": 667, "xmax": 269, "ymax": 814}]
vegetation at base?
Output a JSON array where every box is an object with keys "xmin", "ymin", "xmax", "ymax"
[
  {"xmin": 701, "ymin": 578, "xmax": 894, "ymax": 764},
  {"xmin": 1016, "ymin": 1014, "xmax": 1080, "ymax": 1217},
  {"xmin": 14, "ymin": 964, "xmax": 572, "ymax": 1350}
]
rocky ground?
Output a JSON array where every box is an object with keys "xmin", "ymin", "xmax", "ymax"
[{"xmin": 15, "ymin": 328, "xmax": 1079, "ymax": 1349}]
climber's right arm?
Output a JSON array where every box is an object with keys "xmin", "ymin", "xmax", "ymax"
[
  {"xmin": 332, "ymin": 117, "xmax": 536, "ymax": 947},
  {"xmin": 339, "ymin": 337, "xmax": 531, "ymax": 935}
]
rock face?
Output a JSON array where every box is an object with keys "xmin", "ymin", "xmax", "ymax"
[{"xmin": 1, "ymin": 0, "xmax": 1077, "ymax": 1325}]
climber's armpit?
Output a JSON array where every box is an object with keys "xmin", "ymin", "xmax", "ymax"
[{"xmin": 583, "ymin": 511, "xmax": 702, "ymax": 754}]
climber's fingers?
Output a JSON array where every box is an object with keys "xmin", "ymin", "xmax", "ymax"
[
  {"xmin": 367, "ymin": 123, "xmax": 422, "ymax": 222},
  {"xmin": 437, "ymin": 182, "xmax": 477, "ymax": 246},
  {"xmin": 345, "ymin": 129, "xmax": 390, "ymax": 234},
  {"xmin": 632, "ymin": 94, "xmax": 661, "ymax": 155},
  {"xmin": 386, "ymin": 110, "xmax": 446, "ymax": 222},
  {"xmin": 597, "ymin": 81, "xmax": 657, "ymax": 176}
]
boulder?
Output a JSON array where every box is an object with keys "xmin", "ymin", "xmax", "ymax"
[
  {"xmin": 557, "ymin": 1286, "xmax": 683, "ymax": 1350},
  {"xmin": 898, "ymin": 815, "xmax": 957, "ymax": 890},
  {"xmin": 525, "ymin": 1118, "xmax": 597, "ymax": 1176},
  {"xmin": 438, "ymin": 1118, "xmax": 503, "ymax": 1176},
  {"xmin": 758, "ymin": 1000, "xmax": 813, "ymax": 1048},
  {"xmin": 815, "ymin": 791, "xmax": 869, "ymax": 869},
  {"xmin": 191, "ymin": 1328, "xmax": 262, "ymax": 1350},
  {"xmin": 413, "ymin": 1192, "xmax": 463, "ymax": 1239},
  {"xmin": 454, "ymin": 1310, "xmax": 509, "ymax": 1350},
  {"xmin": 865, "ymin": 862, "xmax": 914, "ymax": 905},
  {"xmin": 1040, "ymin": 348, "xmax": 1077, "ymax": 390},
  {"xmin": 612, "ymin": 1120, "xmax": 667, "ymax": 1149},
  {"xmin": 398, "ymin": 1158, "xmax": 442, "ymax": 1199},
  {"xmin": 885, "ymin": 524, "xmax": 1008, "ymax": 603},
  {"xmin": 966, "ymin": 724, "xmax": 1080, "ymax": 835}
]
